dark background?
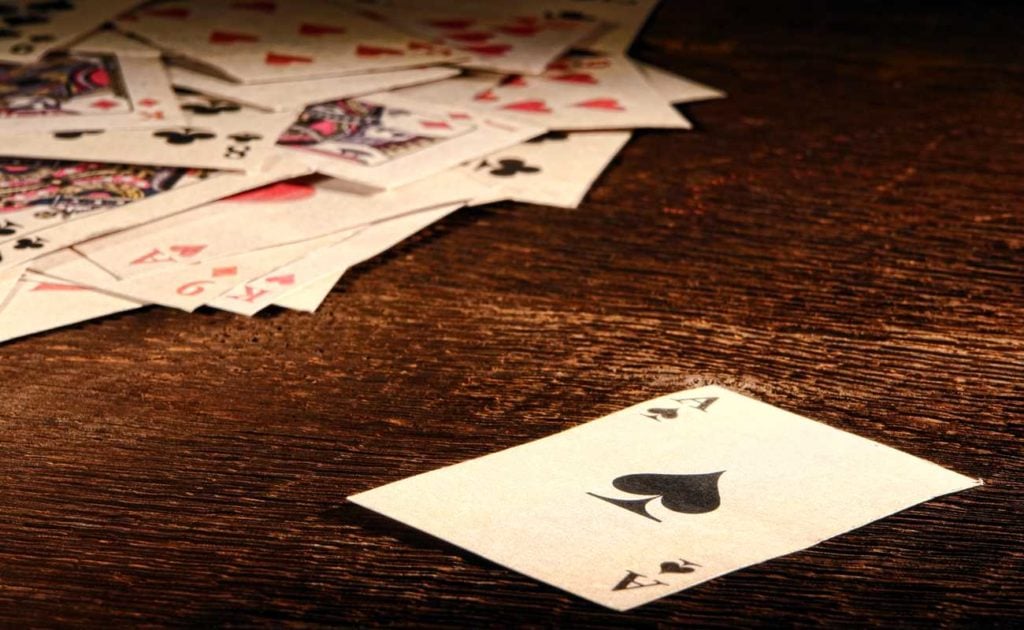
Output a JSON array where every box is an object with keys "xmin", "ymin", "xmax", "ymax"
[{"xmin": 1, "ymin": 1, "xmax": 1022, "ymax": 626}]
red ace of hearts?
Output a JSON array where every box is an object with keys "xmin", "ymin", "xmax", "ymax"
[
  {"xmin": 574, "ymin": 98, "xmax": 625, "ymax": 110},
  {"xmin": 460, "ymin": 43, "xmax": 512, "ymax": 57},
  {"xmin": 209, "ymin": 30, "xmax": 259, "ymax": 44},
  {"xmin": 299, "ymin": 22, "xmax": 345, "ymax": 36},
  {"xmin": 357, "ymin": 44, "xmax": 404, "ymax": 57},
  {"xmin": 265, "ymin": 52, "xmax": 313, "ymax": 65},
  {"xmin": 501, "ymin": 99, "xmax": 551, "ymax": 113},
  {"xmin": 231, "ymin": 1, "xmax": 275, "ymax": 13}
]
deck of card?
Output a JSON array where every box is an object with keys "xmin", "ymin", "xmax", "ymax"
[
  {"xmin": 351, "ymin": 386, "xmax": 981, "ymax": 610},
  {"xmin": 0, "ymin": 0, "xmax": 724, "ymax": 343}
]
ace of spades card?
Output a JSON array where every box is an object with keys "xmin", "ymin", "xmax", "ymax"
[
  {"xmin": 350, "ymin": 386, "xmax": 980, "ymax": 611},
  {"xmin": 0, "ymin": 42, "xmax": 184, "ymax": 133},
  {"xmin": 115, "ymin": 0, "xmax": 458, "ymax": 84},
  {"xmin": 0, "ymin": 0, "xmax": 140, "ymax": 63}
]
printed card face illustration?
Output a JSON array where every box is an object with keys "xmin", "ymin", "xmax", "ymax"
[
  {"xmin": 278, "ymin": 92, "xmax": 543, "ymax": 190},
  {"xmin": 169, "ymin": 64, "xmax": 461, "ymax": 112},
  {"xmin": 465, "ymin": 130, "xmax": 630, "ymax": 209},
  {"xmin": 0, "ymin": 48, "xmax": 185, "ymax": 132},
  {"xmin": 465, "ymin": 51, "xmax": 690, "ymax": 130},
  {"xmin": 350, "ymin": 386, "xmax": 980, "ymax": 611},
  {"xmin": 0, "ymin": 0, "xmax": 139, "ymax": 63},
  {"xmin": 116, "ymin": 0, "xmax": 458, "ymax": 84}
]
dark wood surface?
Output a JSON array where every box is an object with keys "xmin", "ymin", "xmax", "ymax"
[{"xmin": 2, "ymin": 2, "xmax": 1022, "ymax": 626}]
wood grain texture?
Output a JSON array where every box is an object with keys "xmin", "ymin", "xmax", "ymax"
[{"xmin": 1, "ymin": 1, "xmax": 1021, "ymax": 626}]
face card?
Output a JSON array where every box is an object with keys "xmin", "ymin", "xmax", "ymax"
[
  {"xmin": 464, "ymin": 130, "xmax": 630, "ymax": 209},
  {"xmin": 116, "ymin": 0, "xmax": 459, "ymax": 84},
  {"xmin": 0, "ymin": 153, "xmax": 312, "ymax": 272},
  {"xmin": 209, "ymin": 202, "xmax": 463, "ymax": 316},
  {"xmin": 169, "ymin": 64, "xmax": 461, "ymax": 112},
  {"xmin": 278, "ymin": 92, "xmax": 543, "ymax": 191},
  {"xmin": 350, "ymin": 386, "xmax": 980, "ymax": 611},
  {"xmin": 0, "ymin": 0, "xmax": 140, "ymax": 63},
  {"xmin": 75, "ymin": 169, "xmax": 490, "ymax": 280},
  {"xmin": 0, "ymin": 44, "xmax": 185, "ymax": 133},
  {"xmin": 637, "ymin": 61, "xmax": 726, "ymax": 104}
]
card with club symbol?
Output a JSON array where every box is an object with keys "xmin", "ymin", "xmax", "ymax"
[
  {"xmin": 350, "ymin": 386, "xmax": 980, "ymax": 611},
  {"xmin": 0, "ymin": 0, "xmax": 140, "ymax": 63}
]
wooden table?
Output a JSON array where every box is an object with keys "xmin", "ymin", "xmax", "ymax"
[{"xmin": 2, "ymin": 2, "xmax": 1021, "ymax": 626}]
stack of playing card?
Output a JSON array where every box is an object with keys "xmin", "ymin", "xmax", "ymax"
[{"xmin": 0, "ymin": 0, "xmax": 725, "ymax": 342}]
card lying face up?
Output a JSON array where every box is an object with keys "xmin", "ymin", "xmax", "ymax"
[{"xmin": 350, "ymin": 386, "xmax": 980, "ymax": 611}]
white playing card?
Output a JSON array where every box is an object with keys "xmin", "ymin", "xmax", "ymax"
[
  {"xmin": 0, "ymin": 36, "xmax": 186, "ymax": 133},
  {"xmin": 368, "ymin": 2, "xmax": 602, "ymax": 75},
  {"xmin": 0, "ymin": 261, "xmax": 28, "ymax": 310},
  {"xmin": 277, "ymin": 91, "xmax": 544, "ymax": 191},
  {"xmin": 209, "ymin": 202, "xmax": 464, "ymax": 315},
  {"xmin": 0, "ymin": 0, "xmax": 139, "ymax": 63},
  {"xmin": 524, "ymin": 0, "xmax": 661, "ymax": 53},
  {"xmin": 272, "ymin": 270, "xmax": 342, "ymax": 312},
  {"xmin": 169, "ymin": 64, "xmax": 461, "ymax": 112},
  {"xmin": 637, "ymin": 62, "xmax": 726, "ymax": 104},
  {"xmin": 350, "ymin": 386, "xmax": 981, "ymax": 611},
  {"xmin": 0, "ymin": 153, "xmax": 312, "ymax": 272},
  {"xmin": 116, "ymin": 0, "xmax": 459, "ymax": 84},
  {"xmin": 75, "ymin": 169, "xmax": 490, "ymax": 280},
  {"xmin": 401, "ymin": 52, "xmax": 690, "ymax": 131},
  {"xmin": 0, "ymin": 266, "xmax": 143, "ymax": 344},
  {"xmin": 464, "ymin": 130, "xmax": 630, "ymax": 209},
  {"xmin": 34, "ymin": 232, "xmax": 352, "ymax": 312},
  {"xmin": 0, "ymin": 107, "xmax": 295, "ymax": 172}
]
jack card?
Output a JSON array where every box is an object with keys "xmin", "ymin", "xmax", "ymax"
[
  {"xmin": 277, "ymin": 92, "xmax": 543, "ymax": 191},
  {"xmin": 350, "ymin": 386, "xmax": 981, "ymax": 611}
]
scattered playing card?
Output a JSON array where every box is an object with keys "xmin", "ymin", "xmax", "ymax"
[
  {"xmin": 350, "ymin": 386, "xmax": 980, "ymax": 611},
  {"xmin": 277, "ymin": 92, "xmax": 544, "ymax": 191},
  {"xmin": 169, "ymin": 64, "xmax": 461, "ymax": 112},
  {"xmin": 116, "ymin": 0, "xmax": 459, "ymax": 84},
  {"xmin": 465, "ymin": 130, "xmax": 631, "ymax": 208},
  {"xmin": 0, "ymin": 0, "xmax": 140, "ymax": 63}
]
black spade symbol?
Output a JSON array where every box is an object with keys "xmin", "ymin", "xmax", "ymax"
[
  {"xmin": 588, "ymin": 472, "xmax": 724, "ymax": 522},
  {"xmin": 182, "ymin": 99, "xmax": 242, "ymax": 116},
  {"xmin": 644, "ymin": 407, "xmax": 678, "ymax": 420},
  {"xmin": 53, "ymin": 129, "xmax": 102, "ymax": 139},
  {"xmin": 488, "ymin": 158, "xmax": 540, "ymax": 177},
  {"xmin": 660, "ymin": 561, "xmax": 697, "ymax": 574},
  {"xmin": 154, "ymin": 127, "xmax": 216, "ymax": 145}
]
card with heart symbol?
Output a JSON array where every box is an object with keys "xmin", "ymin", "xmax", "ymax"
[
  {"xmin": 0, "ymin": 34, "xmax": 185, "ymax": 133},
  {"xmin": 114, "ymin": 0, "xmax": 460, "ymax": 84},
  {"xmin": 0, "ymin": 0, "xmax": 140, "ymax": 63},
  {"xmin": 350, "ymin": 385, "xmax": 980, "ymax": 611}
]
